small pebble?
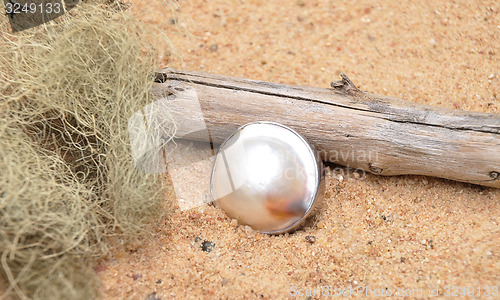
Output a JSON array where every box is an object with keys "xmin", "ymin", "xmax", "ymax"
[
  {"xmin": 146, "ymin": 292, "xmax": 161, "ymax": 300},
  {"xmin": 209, "ymin": 44, "xmax": 219, "ymax": 52},
  {"xmin": 221, "ymin": 278, "xmax": 229, "ymax": 286},
  {"xmin": 244, "ymin": 225, "xmax": 255, "ymax": 237},
  {"xmin": 156, "ymin": 279, "xmax": 162, "ymax": 284},
  {"xmin": 132, "ymin": 273, "xmax": 143, "ymax": 281},
  {"xmin": 305, "ymin": 235, "xmax": 316, "ymax": 243},
  {"xmin": 316, "ymin": 220, "xmax": 326, "ymax": 229},
  {"xmin": 94, "ymin": 264, "xmax": 107, "ymax": 273},
  {"xmin": 125, "ymin": 240, "xmax": 142, "ymax": 252},
  {"xmin": 189, "ymin": 213, "xmax": 201, "ymax": 219},
  {"xmin": 201, "ymin": 241, "xmax": 215, "ymax": 252},
  {"xmin": 400, "ymin": 257, "xmax": 406, "ymax": 262},
  {"xmin": 195, "ymin": 236, "xmax": 202, "ymax": 243}
]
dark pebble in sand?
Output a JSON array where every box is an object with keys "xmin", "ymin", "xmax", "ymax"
[
  {"xmin": 201, "ymin": 241, "xmax": 215, "ymax": 252},
  {"xmin": 132, "ymin": 273, "xmax": 143, "ymax": 281},
  {"xmin": 305, "ymin": 235, "xmax": 316, "ymax": 243}
]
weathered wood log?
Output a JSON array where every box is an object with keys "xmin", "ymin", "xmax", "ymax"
[{"xmin": 152, "ymin": 68, "xmax": 500, "ymax": 188}]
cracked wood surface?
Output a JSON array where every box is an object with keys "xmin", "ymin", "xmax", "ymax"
[{"xmin": 153, "ymin": 68, "xmax": 500, "ymax": 188}]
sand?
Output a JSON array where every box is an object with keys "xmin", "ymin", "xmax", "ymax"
[
  {"xmin": 95, "ymin": 1, "xmax": 499, "ymax": 299},
  {"xmin": 3, "ymin": 0, "xmax": 496, "ymax": 299}
]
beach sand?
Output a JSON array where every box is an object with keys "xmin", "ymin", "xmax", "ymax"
[{"xmin": 97, "ymin": 0, "xmax": 500, "ymax": 299}]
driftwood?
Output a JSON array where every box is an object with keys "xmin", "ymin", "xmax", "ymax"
[{"xmin": 152, "ymin": 68, "xmax": 500, "ymax": 188}]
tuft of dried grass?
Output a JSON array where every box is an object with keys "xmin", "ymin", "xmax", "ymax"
[{"xmin": 0, "ymin": 1, "xmax": 176, "ymax": 299}]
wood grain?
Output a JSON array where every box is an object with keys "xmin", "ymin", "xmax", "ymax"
[{"xmin": 152, "ymin": 68, "xmax": 500, "ymax": 188}]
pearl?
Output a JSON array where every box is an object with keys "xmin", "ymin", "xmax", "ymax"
[{"xmin": 210, "ymin": 122, "xmax": 324, "ymax": 234}]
